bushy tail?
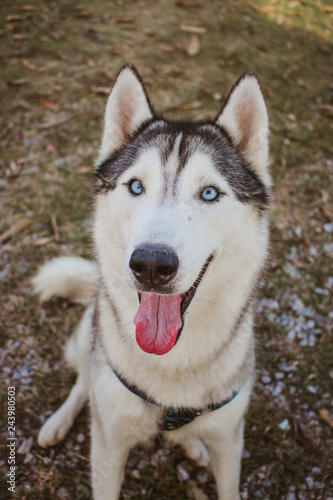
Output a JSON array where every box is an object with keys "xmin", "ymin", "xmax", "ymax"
[{"xmin": 32, "ymin": 256, "xmax": 98, "ymax": 305}]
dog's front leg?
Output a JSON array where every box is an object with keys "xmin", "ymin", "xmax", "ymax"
[
  {"xmin": 90, "ymin": 416, "xmax": 130, "ymax": 500},
  {"xmin": 205, "ymin": 418, "xmax": 244, "ymax": 500}
]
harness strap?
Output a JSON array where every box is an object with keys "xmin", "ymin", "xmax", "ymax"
[{"xmin": 110, "ymin": 364, "xmax": 240, "ymax": 431}]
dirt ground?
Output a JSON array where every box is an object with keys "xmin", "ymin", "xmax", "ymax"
[{"xmin": 0, "ymin": 1, "xmax": 332, "ymax": 499}]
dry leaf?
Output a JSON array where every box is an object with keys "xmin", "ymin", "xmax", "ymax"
[
  {"xmin": 283, "ymin": 66, "xmax": 293, "ymax": 80},
  {"xmin": 186, "ymin": 35, "xmax": 200, "ymax": 56},
  {"xmin": 19, "ymin": 5, "xmax": 36, "ymax": 11},
  {"xmin": 6, "ymin": 15, "xmax": 23, "ymax": 22},
  {"xmin": 219, "ymin": 60, "xmax": 238, "ymax": 67},
  {"xmin": 319, "ymin": 409, "xmax": 333, "ymax": 429},
  {"xmin": 17, "ymin": 99, "xmax": 31, "ymax": 109},
  {"xmin": 110, "ymin": 47, "xmax": 122, "ymax": 55},
  {"xmin": 297, "ymin": 78, "xmax": 307, "ymax": 88},
  {"xmin": 286, "ymin": 10, "xmax": 306, "ymax": 16},
  {"xmin": 178, "ymin": 101, "xmax": 201, "ymax": 110},
  {"xmin": 46, "ymin": 143, "xmax": 58, "ymax": 156},
  {"xmin": 91, "ymin": 86, "xmax": 111, "ymax": 95},
  {"xmin": 175, "ymin": 1, "xmax": 202, "ymax": 7},
  {"xmin": 78, "ymin": 166, "xmax": 93, "ymax": 174},
  {"xmin": 74, "ymin": 10, "xmax": 95, "ymax": 18},
  {"xmin": 51, "ymin": 31, "xmax": 61, "ymax": 40},
  {"xmin": 321, "ymin": 5, "xmax": 333, "ymax": 13},
  {"xmin": 21, "ymin": 59, "xmax": 36, "ymax": 70},
  {"xmin": 33, "ymin": 237, "xmax": 54, "ymax": 246},
  {"xmin": 12, "ymin": 33, "xmax": 30, "ymax": 40},
  {"xmin": 114, "ymin": 16, "xmax": 135, "ymax": 23},
  {"xmin": 258, "ymin": 6, "xmax": 275, "ymax": 13},
  {"xmin": 39, "ymin": 98, "xmax": 58, "ymax": 111},
  {"xmin": 187, "ymin": 483, "xmax": 208, "ymax": 500},
  {"xmin": 0, "ymin": 219, "xmax": 33, "ymax": 244},
  {"xmin": 37, "ymin": 116, "xmax": 69, "ymax": 130},
  {"xmin": 157, "ymin": 44, "xmax": 174, "ymax": 53},
  {"xmin": 8, "ymin": 78, "xmax": 30, "ymax": 86},
  {"xmin": 315, "ymin": 104, "xmax": 333, "ymax": 117},
  {"xmin": 180, "ymin": 24, "xmax": 206, "ymax": 34},
  {"xmin": 321, "ymin": 204, "xmax": 333, "ymax": 220}
]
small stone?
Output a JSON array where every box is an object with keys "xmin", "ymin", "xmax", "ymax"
[
  {"xmin": 325, "ymin": 277, "xmax": 333, "ymax": 289},
  {"xmin": 272, "ymin": 382, "xmax": 284, "ymax": 396},
  {"xmin": 187, "ymin": 485, "xmax": 209, "ymax": 500},
  {"xmin": 242, "ymin": 449, "xmax": 251, "ymax": 459},
  {"xmin": 286, "ymin": 493, "xmax": 296, "ymax": 500},
  {"xmin": 76, "ymin": 433, "xmax": 85, "ymax": 443},
  {"xmin": 305, "ymin": 476, "xmax": 314, "ymax": 488},
  {"xmin": 177, "ymin": 463, "xmax": 190, "ymax": 482},
  {"xmin": 132, "ymin": 469, "xmax": 140, "ymax": 479},
  {"xmin": 18, "ymin": 437, "xmax": 33, "ymax": 454},
  {"xmin": 275, "ymin": 372, "xmax": 284, "ymax": 380},
  {"xmin": 283, "ymin": 263, "xmax": 298, "ymax": 277},
  {"xmin": 323, "ymin": 243, "xmax": 333, "ymax": 254},
  {"xmin": 24, "ymin": 452, "xmax": 34, "ymax": 464},
  {"xmin": 307, "ymin": 385, "xmax": 317, "ymax": 394},
  {"xmin": 43, "ymin": 456, "xmax": 52, "ymax": 465},
  {"xmin": 137, "ymin": 459, "xmax": 149, "ymax": 470},
  {"xmin": 323, "ymin": 222, "xmax": 333, "ymax": 233},
  {"xmin": 197, "ymin": 470, "xmax": 209, "ymax": 483},
  {"xmin": 279, "ymin": 419, "xmax": 290, "ymax": 431},
  {"xmin": 261, "ymin": 375, "xmax": 271, "ymax": 384},
  {"xmin": 57, "ymin": 487, "xmax": 70, "ymax": 498}
]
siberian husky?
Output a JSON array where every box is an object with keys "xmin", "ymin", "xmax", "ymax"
[{"xmin": 33, "ymin": 64, "xmax": 270, "ymax": 500}]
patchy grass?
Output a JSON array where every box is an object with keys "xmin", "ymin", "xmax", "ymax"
[{"xmin": 0, "ymin": 0, "xmax": 332, "ymax": 499}]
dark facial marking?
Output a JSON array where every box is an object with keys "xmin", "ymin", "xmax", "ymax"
[
  {"xmin": 94, "ymin": 119, "xmax": 169, "ymax": 194},
  {"xmin": 94, "ymin": 119, "xmax": 269, "ymax": 211}
]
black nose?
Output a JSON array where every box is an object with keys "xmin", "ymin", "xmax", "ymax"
[{"xmin": 129, "ymin": 245, "xmax": 179, "ymax": 287}]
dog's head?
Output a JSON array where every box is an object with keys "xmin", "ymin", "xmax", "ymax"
[{"xmin": 94, "ymin": 64, "xmax": 270, "ymax": 355}]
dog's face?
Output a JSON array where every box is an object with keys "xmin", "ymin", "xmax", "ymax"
[{"xmin": 94, "ymin": 65, "xmax": 270, "ymax": 355}]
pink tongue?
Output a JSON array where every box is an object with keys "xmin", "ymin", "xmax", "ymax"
[{"xmin": 134, "ymin": 293, "xmax": 182, "ymax": 355}]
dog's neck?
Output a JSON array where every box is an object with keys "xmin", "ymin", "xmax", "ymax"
[{"xmin": 96, "ymin": 270, "xmax": 256, "ymax": 409}]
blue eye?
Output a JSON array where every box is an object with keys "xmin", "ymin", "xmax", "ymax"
[
  {"xmin": 201, "ymin": 186, "xmax": 219, "ymax": 202},
  {"xmin": 129, "ymin": 179, "xmax": 143, "ymax": 195}
]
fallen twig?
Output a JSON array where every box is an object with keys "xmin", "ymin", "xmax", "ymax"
[{"xmin": 0, "ymin": 219, "xmax": 33, "ymax": 244}]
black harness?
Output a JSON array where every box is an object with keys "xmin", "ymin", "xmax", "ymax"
[
  {"xmin": 110, "ymin": 364, "xmax": 239, "ymax": 431},
  {"xmin": 94, "ymin": 300, "xmax": 240, "ymax": 432}
]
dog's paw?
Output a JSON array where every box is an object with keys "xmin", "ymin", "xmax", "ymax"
[
  {"xmin": 38, "ymin": 411, "xmax": 72, "ymax": 447},
  {"xmin": 183, "ymin": 437, "xmax": 210, "ymax": 467}
]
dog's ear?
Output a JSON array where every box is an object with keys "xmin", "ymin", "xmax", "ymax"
[
  {"xmin": 99, "ymin": 64, "xmax": 154, "ymax": 159},
  {"xmin": 216, "ymin": 73, "xmax": 269, "ymax": 183}
]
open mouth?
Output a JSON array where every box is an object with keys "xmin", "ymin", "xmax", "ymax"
[
  {"xmin": 179, "ymin": 255, "xmax": 212, "ymax": 317},
  {"xmin": 134, "ymin": 255, "xmax": 213, "ymax": 355}
]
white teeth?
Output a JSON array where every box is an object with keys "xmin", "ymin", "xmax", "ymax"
[{"xmin": 180, "ymin": 255, "xmax": 213, "ymax": 316}]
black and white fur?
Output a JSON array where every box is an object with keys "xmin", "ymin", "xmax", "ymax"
[{"xmin": 33, "ymin": 64, "xmax": 270, "ymax": 500}]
